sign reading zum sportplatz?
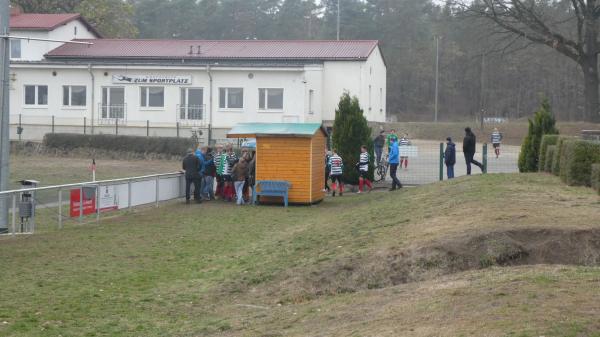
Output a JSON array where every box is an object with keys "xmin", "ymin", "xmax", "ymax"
[{"xmin": 112, "ymin": 75, "xmax": 192, "ymax": 85}]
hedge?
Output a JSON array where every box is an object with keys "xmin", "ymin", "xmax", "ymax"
[
  {"xmin": 43, "ymin": 133, "xmax": 195, "ymax": 156},
  {"xmin": 551, "ymin": 136, "xmax": 572, "ymax": 176},
  {"xmin": 538, "ymin": 134, "xmax": 560, "ymax": 171},
  {"xmin": 544, "ymin": 145, "xmax": 556, "ymax": 173},
  {"xmin": 559, "ymin": 139, "xmax": 600, "ymax": 186},
  {"xmin": 592, "ymin": 164, "xmax": 600, "ymax": 195}
]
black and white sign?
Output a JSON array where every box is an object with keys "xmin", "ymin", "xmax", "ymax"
[{"xmin": 112, "ymin": 75, "xmax": 192, "ymax": 85}]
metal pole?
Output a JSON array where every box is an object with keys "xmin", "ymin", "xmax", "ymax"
[
  {"xmin": 434, "ymin": 35, "xmax": 439, "ymax": 123},
  {"xmin": 336, "ymin": 0, "xmax": 341, "ymax": 41},
  {"xmin": 127, "ymin": 179, "xmax": 132, "ymax": 209},
  {"xmin": 155, "ymin": 176, "xmax": 160, "ymax": 207},
  {"xmin": 18, "ymin": 113, "xmax": 21, "ymax": 141},
  {"xmin": 96, "ymin": 185, "xmax": 100, "ymax": 223},
  {"xmin": 79, "ymin": 186, "xmax": 83, "ymax": 223},
  {"xmin": 83, "ymin": 117, "xmax": 86, "ymax": 135},
  {"xmin": 483, "ymin": 143, "xmax": 488, "ymax": 174},
  {"xmin": 0, "ymin": 0, "xmax": 11, "ymax": 233},
  {"xmin": 146, "ymin": 120, "xmax": 149, "ymax": 137},
  {"xmin": 115, "ymin": 118, "xmax": 118, "ymax": 135},
  {"xmin": 439, "ymin": 142, "xmax": 444, "ymax": 181},
  {"xmin": 51, "ymin": 115, "xmax": 55, "ymax": 133},
  {"xmin": 176, "ymin": 122, "xmax": 180, "ymax": 138},
  {"xmin": 58, "ymin": 189, "xmax": 62, "ymax": 229},
  {"xmin": 480, "ymin": 53, "xmax": 485, "ymax": 130},
  {"xmin": 11, "ymin": 193, "xmax": 16, "ymax": 235}
]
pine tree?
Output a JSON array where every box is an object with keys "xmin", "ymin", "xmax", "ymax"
[
  {"xmin": 518, "ymin": 98, "xmax": 559, "ymax": 172},
  {"xmin": 332, "ymin": 93, "xmax": 373, "ymax": 184}
]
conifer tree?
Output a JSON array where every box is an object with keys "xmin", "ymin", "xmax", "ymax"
[
  {"xmin": 518, "ymin": 98, "xmax": 559, "ymax": 172},
  {"xmin": 332, "ymin": 93, "xmax": 373, "ymax": 184}
]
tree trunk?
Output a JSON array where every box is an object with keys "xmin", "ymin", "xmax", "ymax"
[{"xmin": 580, "ymin": 56, "xmax": 600, "ymax": 122}]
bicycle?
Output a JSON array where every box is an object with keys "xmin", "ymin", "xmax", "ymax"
[{"xmin": 374, "ymin": 154, "xmax": 389, "ymax": 182}]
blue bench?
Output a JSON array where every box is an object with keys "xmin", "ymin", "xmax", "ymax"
[{"xmin": 252, "ymin": 180, "xmax": 291, "ymax": 207}]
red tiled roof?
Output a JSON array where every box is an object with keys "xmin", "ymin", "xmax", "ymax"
[
  {"xmin": 45, "ymin": 39, "xmax": 379, "ymax": 60},
  {"xmin": 10, "ymin": 13, "xmax": 102, "ymax": 37}
]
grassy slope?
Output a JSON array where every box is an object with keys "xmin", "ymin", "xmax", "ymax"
[{"xmin": 0, "ymin": 174, "xmax": 599, "ymax": 337}]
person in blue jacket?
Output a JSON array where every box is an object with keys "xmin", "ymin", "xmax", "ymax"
[
  {"xmin": 444, "ymin": 137, "xmax": 456, "ymax": 179},
  {"xmin": 388, "ymin": 138, "xmax": 403, "ymax": 191}
]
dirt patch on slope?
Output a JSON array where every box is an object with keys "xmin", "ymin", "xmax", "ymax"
[{"xmin": 277, "ymin": 228, "xmax": 600, "ymax": 303}]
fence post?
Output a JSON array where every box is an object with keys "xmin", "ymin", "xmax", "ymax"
[
  {"xmin": 79, "ymin": 186, "xmax": 83, "ymax": 223},
  {"xmin": 11, "ymin": 194, "xmax": 16, "ymax": 236},
  {"xmin": 483, "ymin": 143, "xmax": 488, "ymax": 174},
  {"xmin": 58, "ymin": 189, "xmax": 62, "ymax": 229},
  {"xmin": 127, "ymin": 179, "xmax": 132, "ymax": 210},
  {"xmin": 115, "ymin": 118, "xmax": 119, "ymax": 135},
  {"xmin": 83, "ymin": 117, "xmax": 87, "ymax": 135},
  {"xmin": 96, "ymin": 185, "xmax": 100, "ymax": 223},
  {"xmin": 146, "ymin": 120, "xmax": 149, "ymax": 137},
  {"xmin": 439, "ymin": 142, "xmax": 444, "ymax": 181},
  {"xmin": 176, "ymin": 122, "xmax": 180, "ymax": 138},
  {"xmin": 51, "ymin": 115, "xmax": 55, "ymax": 133},
  {"xmin": 155, "ymin": 176, "xmax": 160, "ymax": 207}
]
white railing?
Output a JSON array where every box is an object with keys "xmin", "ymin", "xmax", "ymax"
[{"xmin": 0, "ymin": 172, "xmax": 184, "ymax": 236}]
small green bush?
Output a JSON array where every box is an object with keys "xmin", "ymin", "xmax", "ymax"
[
  {"xmin": 518, "ymin": 99, "xmax": 559, "ymax": 172},
  {"xmin": 552, "ymin": 136, "xmax": 572, "ymax": 176},
  {"xmin": 544, "ymin": 145, "xmax": 556, "ymax": 173},
  {"xmin": 43, "ymin": 133, "xmax": 194, "ymax": 156},
  {"xmin": 591, "ymin": 164, "xmax": 600, "ymax": 195},
  {"xmin": 538, "ymin": 134, "xmax": 560, "ymax": 171},
  {"xmin": 560, "ymin": 140, "xmax": 600, "ymax": 186}
]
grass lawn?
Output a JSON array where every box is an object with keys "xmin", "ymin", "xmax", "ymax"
[
  {"xmin": 0, "ymin": 173, "xmax": 599, "ymax": 336},
  {"xmin": 8, "ymin": 155, "xmax": 178, "ymax": 189}
]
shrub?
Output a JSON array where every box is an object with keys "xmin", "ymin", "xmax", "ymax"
[
  {"xmin": 332, "ymin": 93, "xmax": 373, "ymax": 184},
  {"xmin": 518, "ymin": 98, "xmax": 559, "ymax": 172},
  {"xmin": 544, "ymin": 145, "xmax": 556, "ymax": 173},
  {"xmin": 43, "ymin": 133, "xmax": 194, "ymax": 156},
  {"xmin": 592, "ymin": 164, "xmax": 600, "ymax": 194},
  {"xmin": 538, "ymin": 134, "xmax": 560, "ymax": 171},
  {"xmin": 551, "ymin": 136, "xmax": 572, "ymax": 176},
  {"xmin": 560, "ymin": 140, "xmax": 600, "ymax": 186}
]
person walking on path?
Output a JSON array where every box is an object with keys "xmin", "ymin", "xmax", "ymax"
[
  {"xmin": 329, "ymin": 149, "xmax": 344, "ymax": 197},
  {"xmin": 357, "ymin": 145, "xmax": 373, "ymax": 193},
  {"xmin": 386, "ymin": 129, "xmax": 399, "ymax": 153},
  {"xmin": 444, "ymin": 137, "xmax": 456, "ymax": 179},
  {"xmin": 399, "ymin": 133, "xmax": 411, "ymax": 169},
  {"xmin": 388, "ymin": 138, "xmax": 403, "ymax": 191},
  {"xmin": 232, "ymin": 158, "xmax": 249, "ymax": 205},
  {"xmin": 463, "ymin": 127, "xmax": 484, "ymax": 175},
  {"xmin": 201, "ymin": 147, "xmax": 215, "ymax": 200},
  {"xmin": 182, "ymin": 149, "xmax": 202, "ymax": 204},
  {"xmin": 374, "ymin": 131, "xmax": 385, "ymax": 165},
  {"xmin": 491, "ymin": 127, "xmax": 503, "ymax": 158}
]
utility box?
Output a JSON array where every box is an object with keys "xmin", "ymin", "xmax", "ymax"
[{"xmin": 18, "ymin": 180, "xmax": 39, "ymax": 233}]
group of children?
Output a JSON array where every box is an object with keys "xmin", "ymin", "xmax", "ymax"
[
  {"xmin": 324, "ymin": 145, "xmax": 375, "ymax": 196},
  {"xmin": 182, "ymin": 144, "xmax": 256, "ymax": 205}
]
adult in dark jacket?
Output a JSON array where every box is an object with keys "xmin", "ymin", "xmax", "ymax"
[
  {"xmin": 182, "ymin": 149, "xmax": 201, "ymax": 203},
  {"xmin": 373, "ymin": 131, "xmax": 385, "ymax": 165},
  {"xmin": 463, "ymin": 127, "xmax": 484, "ymax": 175},
  {"xmin": 444, "ymin": 137, "xmax": 456, "ymax": 179}
]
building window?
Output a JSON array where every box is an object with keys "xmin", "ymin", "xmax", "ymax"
[
  {"xmin": 308, "ymin": 89, "xmax": 314, "ymax": 114},
  {"xmin": 258, "ymin": 88, "xmax": 283, "ymax": 110},
  {"xmin": 63, "ymin": 85, "xmax": 86, "ymax": 106},
  {"xmin": 219, "ymin": 88, "xmax": 243, "ymax": 109},
  {"xmin": 10, "ymin": 39, "xmax": 21, "ymax": 59},
  {"xmin": 24, "ymin": 85, "xmax": 48, "ymax": 105},
  {"xmin": 180, "ymin": 88, "xmax": 204, "ymax": 120},
  {"xmin": 140, "ymin": 86, "xmax": 164, "ymax": 108},
  {"xmin": 102, "ymin": 87, "xmax": 125, "ymax": 119}
]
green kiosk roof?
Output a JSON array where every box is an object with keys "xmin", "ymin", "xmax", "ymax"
[{"xmin": 227, "ymin": 123, "xmax": 327, "ymax": 138}]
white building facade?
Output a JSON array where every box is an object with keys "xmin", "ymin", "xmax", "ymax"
[{"xmin": 9, "ymin": 12, "xmax": 387, "ymax": 141}]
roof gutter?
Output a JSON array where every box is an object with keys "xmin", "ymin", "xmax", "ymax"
[
  {"xmin": 207, "ymin": 64, "xmax": 213, "ymax": 145},
  {"xmin": 87, "ymin": 63, "xmax": 95, "ymax": 134}
]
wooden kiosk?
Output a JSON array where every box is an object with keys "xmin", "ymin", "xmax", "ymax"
[{"xmin": 227, "ymin": 123, "xmax": 328, "ymax": 204}]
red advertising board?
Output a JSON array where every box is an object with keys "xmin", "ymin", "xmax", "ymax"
[{"xmin": 70, "ymin": 188, "xmax": 96, "ymax": 217}]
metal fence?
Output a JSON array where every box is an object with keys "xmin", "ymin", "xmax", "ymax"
[
  {"xmin": 377, "ymin": 140, "xmax": 519, "ymax": 185},
  {"xmin": 9, "ymin": 114, "xmax": 214, "ymax": 143},
  {"xmin": 0, "ymin": 172, "xmax": 185, "ymax": 236}
]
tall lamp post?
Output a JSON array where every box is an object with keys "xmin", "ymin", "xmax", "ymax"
[
  {"xmin": 336, "ymin": 0, "xmax": 341, "ymax": 41},
  {"xmin": 434, "ymin": 35, "xmax": 440, "ymax": 123},
  {"xmin": 0, "ymin": 0, "xmax": 11, "ymax": 233}
]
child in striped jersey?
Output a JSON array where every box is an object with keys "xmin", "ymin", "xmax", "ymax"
[
  {"xmin": 491, "ymin": 128, "xmax": 503, "ymax": 158},
  {"xmin": 222, "ymin": 144, "xmax": 238, "ymax": 202},
  {"xmin": 328, "ymin": 149, "xmax": 344, "ymax": 197},
  {"xmin": 357, "ymin": 145, "xmax": 372, "ymax": 193},
  {"xmin": 399, "ymin": 133, "xmax": 411, "ymax": 169},
  {"xmin": 214, "ymin": 145, "xmax": 224, "ymax": 198}
]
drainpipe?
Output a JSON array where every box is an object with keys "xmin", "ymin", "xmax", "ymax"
[
  {"xmin": 207, "ymin": 64, "xmax": 213, "ymax": 145},
  {"xmin": 87, "ymin": 64, "xmax": 95, "ymax": 134}
]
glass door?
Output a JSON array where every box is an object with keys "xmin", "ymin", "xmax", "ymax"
[
  {"xmin": 101, "ymin": 87, "xmax": 125, "ymax": 119},
  {"xmin": 180, "ymin": 88, "xmax": 203, "ymax": 120}
]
